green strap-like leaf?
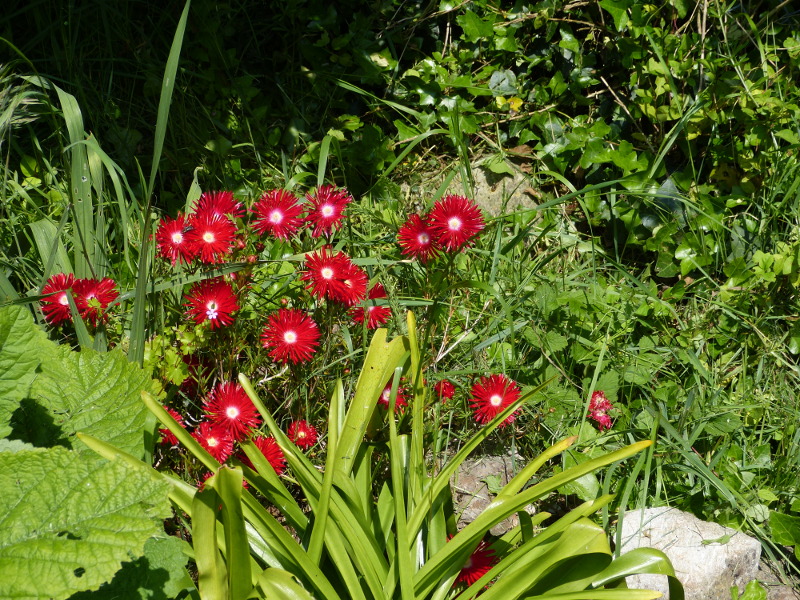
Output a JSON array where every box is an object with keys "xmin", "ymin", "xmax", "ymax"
[{"xmin": 591, "ymin": 547, "xmax": 684, "ymax": 600}]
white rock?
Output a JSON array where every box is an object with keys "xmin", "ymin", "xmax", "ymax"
[{"xmin": 620, "ymin": 507, "xmax": 761, "ymax": 600}]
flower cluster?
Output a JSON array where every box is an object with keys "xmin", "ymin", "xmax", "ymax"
[
  {"xmin": 156, "ymin": 190, "xmax": 243, "ymax": 265},
  {"xmin": 158, "ymin": 379, "xmax": 317, "ymax": 477},
  {"xmin": 397, "ymin": 195, "xmax": 485, "ymax": 262},
  {"xmin": 588, "ymin": 390, "xmax": 614, "ymax": 431},
  {"xmin": 153, "ymin": 186, "xmax": 395, "ymax": 369},
  {"xmin": 40, "ymin": 273, "xmax": 119, "ymax": 325},
  {"xmin": 300, "ymin": 246, "xmax": 368, "ymax": 306}
]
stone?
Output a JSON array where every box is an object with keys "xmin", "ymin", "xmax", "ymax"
[
  {"xmin": 619, "ymin": 507, "xmax": 762, "ymax": 600},
  {"xmin": 756, "ymin": 558, "xmax": 800, "ymax": 600},
  {"xmin": 451, "ymin": 455, "xmax": 535, "ymax": 535}
]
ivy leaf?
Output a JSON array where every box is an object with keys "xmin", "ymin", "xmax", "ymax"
[
  {"xmin": 488, "ymin": 70, "xmax": 518, "ymax": 96},
  {"xmin": 599, "ymin": 0, "xmax": 633, "ymax": 31},
  {"xmin": 0, "ymin": 446, "xmax": 171, "ymax": 600},
  {"xmin": 456, "ymin": 10, "xmax": 495, "ymax": 41}
]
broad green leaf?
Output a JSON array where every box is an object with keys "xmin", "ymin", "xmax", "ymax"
[
  {"xmin": 67, "ymin": 535, "xmax": 194, "ymax": 600},
  {"xmin": 29, "ymin": 348, "xmax": 158, "ymax": 458},
  {"xmin": 0, "ymin": 305, "xmax": 55, "ymax": 436},
  {"xmin": 769, "ymin": 510, "xmax": 800, "ymax": 546},
  {"xmin": 0, "ymin": 446, "xmax": 171, "ymax": 600}
]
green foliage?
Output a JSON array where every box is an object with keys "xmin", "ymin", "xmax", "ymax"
[
  {"xmin": 0, "ymin": 304, "xmax": 160, "ymax": 457},
  {"xmin": 82, "ymin": 316, "xmax": 683, "ymax": 599},
  {"xmin": 0, "ymin": 304, "xmax": 177, "ymax": 599},
  {"xmin": 0, "ymin": 444, "xmax": 171, "ymax": 600}
]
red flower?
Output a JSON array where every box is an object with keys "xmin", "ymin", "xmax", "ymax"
[
  {"xmin": 339, "ymin": 262, "xmax": 369, "ymax": 306},
  {"xmin": 260, "ymin": 308, "xmax": 320, "ymax": 364},
  {"xmin": 350, "ymin": 282, "xmax": 392, "ymax": 328},
  {"xmin": 40, "ymin": 273, "xmax": 77, "ymax": 325},
  {"xmin": 397, "ymin": 213, "xmax": 440, "ymax": 263},
  {"xmin": 287, "ymin": 420, "xmax": 318, "ymax": 450},
  {"xmin": 588, "ymin": 390, "xmax": 614, "ymax": 431},
  {"xmin": 159, "ymin": 407, "xmax": 186, "ymax": 446},
  {"xmin": 185, "ymin": 213, "xmax": 237, "ymax": 263},
  {"xmin": 378, "ymin": 382, "xmax": 408, "ymax": 412},
  {"xmin": 72, "ymin": 277, "xmax": 119, "ymax": 324},
  {"xmin": 455, "ymin": 540, "xmax": 496, "ymax": 586},
  {"xmin": 184, "ymin": 278, "xmax": 240, "ymax": 329},
  {"xmin": 434, "ymin": 379, "xmax": 456, "ymax": 402},
  {"xmin": 204, "ymin": 382, "xmax": 262, "ymax": 441},
  {"xmin": 252, "ymin": 436, "xmax": 286, "ymax": 476},
  {"xmin": 300, "ymin": 247, "xmax": 356, "ymax": 303},
  {"xmin": 304, "ymin": 184, "xmax": 352, "ymax": 237},
  {"xmin": 192, "ymin": 420, "xmax": 234, "ymax": 463},
  {"xmin": 251, "ymin": 189, "xmax": 305, "ymax": 239},
  {"xmin": 155, "ymin": 214, "xmax": 196, "ymax": 265},
  {"xmin": 427, "ymin": 195, "xmax": 485, "ymax": 251},
  {"xmin": 469, "ymin": 374, "xmax": 522, "ymax": 427},
  {"xmin": 193, "ymin": 190, "xmax": 245, "ymax": 219}
]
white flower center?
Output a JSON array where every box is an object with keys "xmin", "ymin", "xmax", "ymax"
[
  {"xmin": 283, "ymin": 330, "xmax": 298, "ymax": 344},
  {"xmin": 269, "ymin": 210, "xmax": 283, "ymax": 224},
  {"xmin": 206, "ymin": 301, "xmax": 219, "ymax": 320},
  {"xmin": 226, "ymin": 406, "xmax": 240, "ymax": 419},
  {"xmin": 489, "ymin": 394, "xmax": 503, "ymax": 407},
  {"xmin": 418, "ymin": 232, "xmax": 430, "ymax": 245},
  {"xmin": 203, "ymin": 231, "xmax": 216, "ymax": 243},
  {"xmin": 207, "ymin": 436, "xmax": 219, "ymax": 447},
  {"xmin": 447, "ymin": 217, "xmax": 462, "ymax": 231},
  {"xmin": 321, "ymin": 204, "xmax": 335, "ymax": 218},
  {"xmin": 321, "ymin": 267, "xmax": 334, "ymax": 280},
  {"xmin": 172, "ymin": 231, "xmax": 184, "ymax": 244},
  {"xmin": 58, "ymin": 294, "xmax": 69, "ymax": 306}
]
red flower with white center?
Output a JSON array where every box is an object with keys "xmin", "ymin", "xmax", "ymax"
[
  {"xmin": 184, "ymin": 278, "xmax": 240, "ymax": 329},
  {"xmin": 397, "ymin": 213, "xmax": 440, "ymax": 263},
  {"xmin": 434, "ymin": 379, "xmax": 456, "ymax": 402},
  {"xmin": 159, "ymin": 407, "xmax": 186, "ymax": 446},
  {"xmin": 350, "ymin": 282, "xmax": 392, "ymax": 328},
  {"xmin": 192, "ymin": 420, "xmax": 234, "ymax": 463},
  {"xmin": 252, "ymin": 436, "xmax": 286, "ymax": 476},
  {"xmin": 251, "ymin": 189, "xmax": 305, "ymax": 240},
  {"xmin": 204, "ymin": 382, "xmax": 262, "ymax": 441},
  {"xmin": 338, "ymin": 262, "xmax": 369, "ymax": 306},
  {"xmin": 455, "ymin": 539, "xmax": 497, "ymax": 586},
  {"xmin": 588, "ymin": 390, "xmax": 614, "ymax": 431},
  {"xmin": 300, "ymin": 246, "xmax": 355, "ymax": 303},
  {"xmin": 427, "ymin": 195, "xmax": 485, "ymax": 251},
  {"xmin": 155, "ymin": 213, "xmax": 196, "ymax": 265},
  {"xmin": 193, "ymin": 190, "xmax": 245, "ymax": 219},
  {"xmin": 378, "ymin": 382, "xmax": 408, "ymax": 412},
  {"xmin": 40, "ymin": 273, "xmax": 77, "ymax": 325},
  {"xmin": 72, "ymin": 277, "xmax": 119, "ymax": 324},
  {"xmin": 287, "ymin": 420, "xmax": 318, "ymax": 450},
  {"xmin": 469, "ymin": 374, "xmax": 522, "ymax": 427},
  {"xmin": 185, "ymin": 213, "xmax": 237, "ymax": 264},
  {"xmin": 260, "ymin": 308, "xmax": 320, "ymax": 364},
  {"xmin": 304, "ymin": 184, "xmax": 352, "ymax": 237}
]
